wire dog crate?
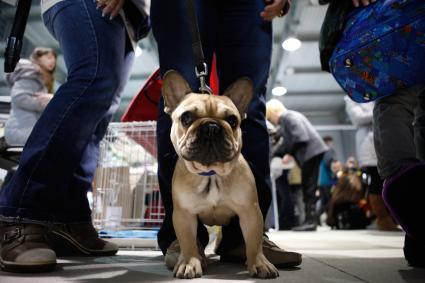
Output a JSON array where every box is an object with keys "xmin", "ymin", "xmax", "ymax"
[{"xmin": 92, "ymin": 121, "xmax": 164, "ymax": 237}]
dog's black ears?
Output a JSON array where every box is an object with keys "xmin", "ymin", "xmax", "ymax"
[
  {"xmin": 223, "ymin": 77, "xmax": 253, "ymax": 118},
  {"xmin": 162, "ymin": 70, "xmax": 192, "ymax": 114}
]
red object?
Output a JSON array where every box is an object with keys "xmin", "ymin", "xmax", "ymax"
[
  {"xmin": 143, "ymin": 189, "xmax": 165, "ymax": 227},
  {"xmin": 121, "ymin": 68, "xmax": 162, "ymax": 122},
  {"xmin": 121, "ymin": 55, "xmax": 219, "ymax": 123},
  {"xmin": 210, "ymin": 54, "xmax": 219, "ymax": 95}
]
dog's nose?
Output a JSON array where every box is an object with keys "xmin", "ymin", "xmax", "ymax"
[{"xmin": 201, "ymin": 122, "xmax": 221, "ymax": 137}]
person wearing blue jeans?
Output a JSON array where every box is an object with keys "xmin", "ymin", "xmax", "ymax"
[
  {"xmin": 0, "ymin": 0, "xmax": 140, "ymax": 273},
  {"xmin": 151, "ymin": 0, "xmax": 302, "ymax": 269}
]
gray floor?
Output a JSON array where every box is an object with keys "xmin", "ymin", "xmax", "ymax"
[{"xmin": 1, "ymin": 227, "xmax": 424, "ymax": 283}]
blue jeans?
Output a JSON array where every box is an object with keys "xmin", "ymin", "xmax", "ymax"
[
  {"xmin": 151, "ymin": 0, "xmax": 272, "ymax": 254},
  {"xmin": 0, "ymin": 0, "xmax": 133, "ymax": 224}
]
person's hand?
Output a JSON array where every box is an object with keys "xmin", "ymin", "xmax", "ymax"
[
  {"xmin": 282, "ymin": 154, "xmax": 294, "ymax": 164},
  {"xmin": 352, "ymin": 0, "xmax": 377, "ymax": 8},
  {"xmin": 35, "ymin": 92, "xmax": 53, "ymax": 107},
  {"xmin": 96, "ymin": 0, "xmax": 125, "ymax": 20},
  {"xmin": 261, "ymin": 0, "xmax": 290, "ymax": 21}
]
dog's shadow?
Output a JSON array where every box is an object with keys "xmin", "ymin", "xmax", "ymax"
[{"xmin": 202, "ymin": 255, "xmax": 300, "ymax": 280}]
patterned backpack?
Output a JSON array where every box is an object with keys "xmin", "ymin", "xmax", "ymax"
[{"xmin": 329, "ymin": 0, "xmax": 425, "ymax": 103}]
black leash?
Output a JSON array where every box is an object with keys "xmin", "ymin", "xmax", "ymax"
[
  {"xmin": 4, "ymin": 0, "xmax": 33, "ymax": 73},
  {"xmin": 185, "ymin": 0, "xmax": 212, "ymax": 94}
]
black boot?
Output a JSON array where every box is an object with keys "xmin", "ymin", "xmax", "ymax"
[
  {"xmin": 404, "ymin": 235, "xmax": 425, "ymax": 268},
  {"xmin": 292, "ymin": 204, "xmax": 317, "ymax": 231}
]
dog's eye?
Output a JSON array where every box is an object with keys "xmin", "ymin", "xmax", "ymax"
[
  {"xmin": 180, "ymin": 111, "xmax": 195, "ymax": 127},
  {"xmin": 225, "ymin": 115, "xmax": 238, "ymax": 128}
]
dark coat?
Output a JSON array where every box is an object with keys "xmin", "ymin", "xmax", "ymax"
[
  {"xmin": 319, "ymin": 0, "xmax": 355, "ymax": 72},
  {"xmin": 274, "ymin": 110, "xmax": 328, "ymax": 167}
]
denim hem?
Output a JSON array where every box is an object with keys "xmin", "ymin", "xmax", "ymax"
[{"xmin": 0, "ymin": 206, "xmax": 92, "ymax": 225}]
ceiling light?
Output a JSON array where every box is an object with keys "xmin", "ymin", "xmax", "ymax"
[
  {"xmin": 135, "ymin": 46, "xmax": 143, "ymax": 57},
  {"xmin": 272, "ymin": 86, "xmax": 287, "ymax": 96},
  {"xmin": 281, "ymin": 37, "xmax": 301, "ymax": 52}
]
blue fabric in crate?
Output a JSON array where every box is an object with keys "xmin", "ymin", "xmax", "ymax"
[
  {"xmin": 330, "ymin": 0, "xmax": 425, "ymax": 103},
  {"xmin": 99, "ymin": 229, "xmax": 159, "ymax": 238}
]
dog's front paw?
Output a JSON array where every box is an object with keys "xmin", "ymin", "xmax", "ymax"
[
  {"xmin": 248, "ymin": 254, "xmax": 279, "ymax": 279},
  {"xmin": 173, "ymin": 256, "xmax": 204, "ymax": 279}
]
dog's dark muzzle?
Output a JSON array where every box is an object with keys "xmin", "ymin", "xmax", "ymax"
[
  {"xmin": 200, "ymin": 121, "xmax": 221, "ymax": 138},
  {"xmin": 184, "ymin": 122, "xmax": 235, "ymax": 164}
]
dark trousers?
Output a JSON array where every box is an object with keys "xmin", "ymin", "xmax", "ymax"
[
  {"xmin": 361, "ymin": 166, "xmax": 383, "ymax": 195},
  {"xmin": 276, "ymin": 171, "xmax": 296, "ymax": 230},
  {"xmin": 151, "ymin": 0, "xmax": 272, "ymax": 254},
  {"xmin": 317, "ymin": 185, "xmax": 332, "ymax": 216},
  {"xmin": 373, "ymin": 85, "xmax": 425, "ymax": 179},
  {"xmin": 301, "ymin": 153, "xmax": 324, "ymax": 221}
]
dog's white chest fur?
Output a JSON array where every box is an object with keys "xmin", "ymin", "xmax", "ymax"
[{"xmin": 176, "ymin": 175, "xmax": 236, "ymax": 226}]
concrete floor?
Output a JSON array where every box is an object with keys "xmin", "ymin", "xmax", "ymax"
[{"xmin": 1, "ymin": 227, "xmax": 424, "ymax": 283}]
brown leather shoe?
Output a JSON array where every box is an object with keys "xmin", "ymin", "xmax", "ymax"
[
  {"xmin": 46, "ymin": 222, "xmax": 118, "ymax": 256},
  {"xmin": 164, "ymin": 239, "xmax": 206, "ymax": 270},
  {"xmin": 218, "ymin": 236, "xmax": 302, "ymax": 268},
  {"xmin": 0, "ymin": 223, "xmax": 56, "ymax": 273}
]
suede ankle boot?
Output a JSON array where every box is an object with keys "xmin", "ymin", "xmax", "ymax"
[{"xmin": 0, "ymin": 223, "xmax": 56, "ymax": 273}]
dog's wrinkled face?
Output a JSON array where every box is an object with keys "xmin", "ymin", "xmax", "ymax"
[{"xmin": 162, "ymin": 70, "xmax": 253, "ymax": 175}]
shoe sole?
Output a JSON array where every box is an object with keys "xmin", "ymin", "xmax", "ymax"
[
  {"xmin": 0, "ymin": 258, "xmax": 56, "ymax": 273},
  {"xmin": 292, "ymin": 228, "xmax": 317, "ymax": 232},
  {"xmin": 46, "ymin": 230, "xmax": 118, "ymax": 257},
  {"xmin": 404, "ymin": 235, "xmax": 425, "ymax": 268},
  {"xmin": 220, "ymin": 255, "xmax": 302, "ymax": 268}
]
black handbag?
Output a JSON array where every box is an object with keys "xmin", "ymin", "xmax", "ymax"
[
  {"xmin": 318, "ymin": 0, "xmax": 354, "ymax": 72},
  {"xmin": 122, "ymin": 0, "xmax": 151, "ymax": 42}
]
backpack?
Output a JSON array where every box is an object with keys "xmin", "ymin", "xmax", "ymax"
[{"xmin": 329, "ymin": 0, "xmax": 425, "ymax": 103}]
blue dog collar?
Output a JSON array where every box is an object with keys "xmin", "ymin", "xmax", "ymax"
[{"xmin": 198, "ymin": 170, "xmax": 216, "ymax": 176}]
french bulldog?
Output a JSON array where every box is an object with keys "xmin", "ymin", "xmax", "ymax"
[{"xmin": 162, "ymin": 70, "xmax": 279, "ymax": 279}]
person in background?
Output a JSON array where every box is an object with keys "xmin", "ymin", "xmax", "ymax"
[
  {"xmin": 266, "ymin": 98, "xmax": 328, "ymax": 232},
  {"xmin": 4, "ymin": 47, "xmax": 56, "ymax": 146},
  {"xmin": 0, "ymin": 0, "xmax": 149, "ymax": 273},
  {"xmin": 325, "ymin": 163, "xmax": 371, "ymax": 230},
  {"xmin": 317, "ymin": 136, "xmax": 339, "ymax": 225},
  {"xmin": 320, "ymin": 0, "xmax": 424, "ymax": 267},
  {"xmin": 287, "ymin": 162, "xmax": 304, "ymax": 227},
  {"xmin": 345, "ymin": 156, "xmax": 359, "ymax": 173},
  {"xmin": 265, "ymin": 119, "xmax": 279, "ymax": 230},
  {"xmin": 270, "ymin": 119, "xmax": 297, "ymax": 230},
  {"xmin": 151, "ymin": 0, "xmax": 302, "ymax": 271},
  {"xmin": 270, "ymin": 150, "xmax": 297, "ymax": 230},
  {"xmin": 344, "ymin": 96, "xmax": 399, "ymax": 231},
  {"xmin": 1, "ymin": 47, "xmax": 57, "ymax": 190}
]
